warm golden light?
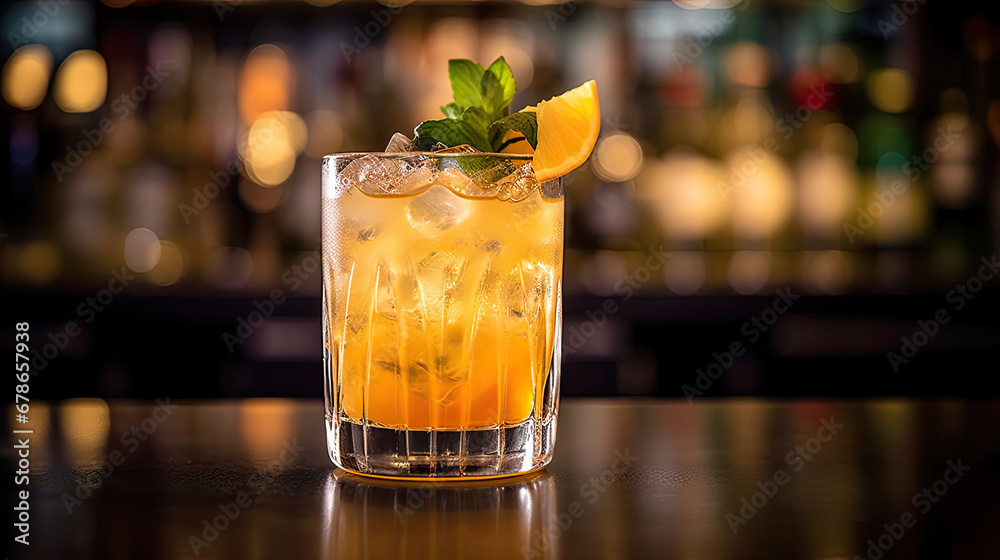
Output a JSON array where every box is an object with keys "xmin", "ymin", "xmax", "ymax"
[
  {"xmin": 60, "ymin": 399, "xmax": 111, "ymax": 466},
  {"xmin": 16, "ymin": 241, "xmax": 60, "ymax": 284},
  {"xmin": 637, "ymin": 151, "xmax": 727, "ymax": 239},
  {"xmin": 241, "ymin": 111, "xmax": 305, "ymax": 186},
  {"xmin": 797, "ymin": 151, "xmax": 859, "ymax": 238},
  {"xmin": 2, "ymin": 45, "xmax": 53, "ymax": 110},
  {"xmin": 722, "ymin": 42, "xmax": 771, "ymax": 88},
  {"xmin": 867, "ymin": 68, "xmax": 913, "ymax": 114},
  {"xmin": 238, "ymin": 44, "xmax": 293, "ymax": 123},
  {"xmin": 728, "ymin": 150, "xmax": 794, "ymax": 239},
  {"xmin": 239, "ymin": 399, "xmax": 294, "ymax": 462},
  {"xmin": 53, "ymin": 50, "xmax": 108, "ymax": 113},
  {"xmin": 592, "ymin": 132, "xmax": 644, "ymax": 182},
  {"xmin": 147, "ymin": 241, "xmax": 185, "ymax": 286}
]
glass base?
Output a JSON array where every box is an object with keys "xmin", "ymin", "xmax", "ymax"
[{"xmin": 326, "ymin": 414, "xmax": 557, "ymax": 479}]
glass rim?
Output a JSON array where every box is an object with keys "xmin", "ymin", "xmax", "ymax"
[{"xmin": 324, "ymin": 152, "xmax": 534, "ymax": 161}]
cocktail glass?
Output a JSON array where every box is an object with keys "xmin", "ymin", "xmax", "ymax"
[{"xmin": 322, "ymin": 152, "xmax": 563, "ymax": 479}]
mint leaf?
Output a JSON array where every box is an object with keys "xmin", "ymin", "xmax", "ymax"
[
  {"xmin": 456, "ymin": 106, "xmax": 493, "ymax": 151},
  {"xmin": 413, "ymin": 119, "xmax": 469, "ymax": 151},
  {"xmin": 488, "ymin": 112, "xmax": 537, "ymax": 151},
  {"xmin": 486, "ymin": 56, "xmax": 517, "ymax": 112},
  {"xmin": 448, "ymin": 59, "xmax": 486, "ymax": 110},
  {"xmin": 440, "ymin": 102, "xmax": 462, "ymax": 119},
  {"xmin": 415, "ymin": 56, "xmax": 525, "ymax": 153},
  {"xmin": 414, "ymin": 107, "xmax": 492, "ymax": 153},
  {"xmin": 479, "ymin": 70, "xmax": 507, "ymax": 120}
]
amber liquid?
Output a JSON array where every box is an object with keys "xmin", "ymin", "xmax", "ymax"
[{"xmin": 323, "ymin": 182, "xmax": 563, "ymax": 430}]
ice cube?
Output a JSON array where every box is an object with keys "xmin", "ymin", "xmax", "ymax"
[
  {"xmin": 398, "ymin": 166, "xmax": 438, "ymax": 194},
  {"xmin": 405, "ymin": 185, "xmax": 470, "ymax": 238},
  {"xmin": 342, "ymin": 216, "xmax": 381, "ymax": 244},
  {"xmin": 504, "ymin": 262, "xmax": 551, "ymax": 322},
  {"xmin": 339, "ymin": 154, "xmax": 411, "ymax": 195},
  {"xmin": 374, "ymin": 259, "xmax": 397, "ymax": 321},
  {"xmin": 385, "ymin": 132, "xmax": 416, "ymax": 153},
  {"xmin": 469, "ymin": 158, "xmax": 518, "ymax": 190},
  {"xmin": 493, "ymin": 163, "xmax": 540, "ymax": 202}
]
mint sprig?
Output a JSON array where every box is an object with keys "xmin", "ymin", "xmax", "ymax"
[{"xmin": 413, "ymin": 56, "xmax": 537, "ymax": 153}]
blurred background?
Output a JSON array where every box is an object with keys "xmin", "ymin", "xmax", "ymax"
[{"xmin": 2, "ymin": 0, "xmax": 999, "ymax": 400}]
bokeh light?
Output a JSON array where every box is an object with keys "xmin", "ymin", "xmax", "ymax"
[
  {"xmin": 638, "ymin": 151, "xmax": 727, "ymax": 239},
  {"xmin": 664, "ymin": 252, "xmax": 706, "ymax": 296},
  {"xmin": 728, "ymin": 150, "xmax": 794, "ymax": 240},
  {"xmin": 797, "ymin": 152, "xmax": 858, "ymax": 238},
  {"xmin": 124, "ymin": 228, "xmax": 161, "ymax": 273},
  {"xmin": 53, "ymin": 50, "xmax": 108, "ymax": 113},
  {"xmin": 867, "ymin": 68, "xmax": 913, "ymax": 114},
  {"xmin": 723, "ymin": 42, "xmax": 771, "ymax": 88},
  {"xmin": 802, "ymin": 250, "xmax": 852, "ymax": 294},
  {"xmin": 147, "ymin": 241, "xmax": 185, "ymax": 286},
  {"xmin": 818, "ymin": 43, "xmax": 859, "ymax": 84},
  {"xmin": 592, "ymin": 132, "xmax": 644, "ymax": 182},
  {"xmin": 2, "ymin": 45, "xmax": 53, "ymax": 110},
  {"xmin": 238, "ymin": 44, "xmax": 294, "ymax": 123},
  {"xmin": 16, "ymin": 241, "xmax": 61, "ymax": 284},
  {"xmin": 243, "ymin": 111, "xmax": 305, "ymax": 186},
  {"xmin": 728, "ymin": 251, "xmax": 770, "ymax": 295}
]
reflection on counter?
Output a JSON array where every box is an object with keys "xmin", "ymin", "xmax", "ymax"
[{"xmin": 323, "ymin": 470, "xmax": 558, "ymax": 560}]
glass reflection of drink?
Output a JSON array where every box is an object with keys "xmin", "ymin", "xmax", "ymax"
[
  {"xmin": 322, "ymin": 153, "xmax": 563, "ymax": 478},
  {"xmin": 322, "ymin": 470, "xmax": 557, "ymax": 559}
]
